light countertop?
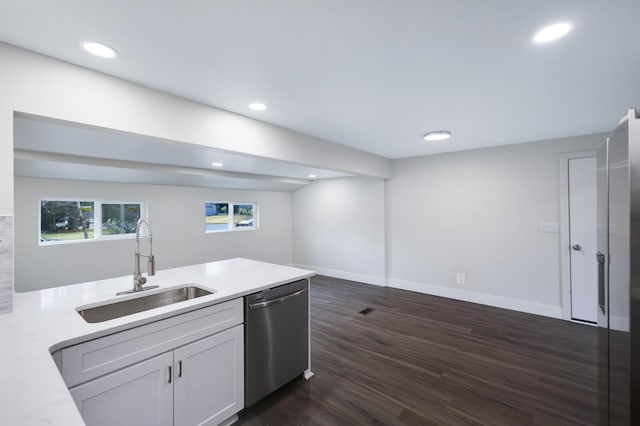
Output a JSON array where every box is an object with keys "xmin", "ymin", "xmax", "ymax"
[{"xmin": 0, "ymin": 258, "xmax": 314, "ymax": 426}]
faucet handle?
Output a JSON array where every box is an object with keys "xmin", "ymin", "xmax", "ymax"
[{"xmin": 148, "ymin": 255, "xmax": 156, "ymax": 276}]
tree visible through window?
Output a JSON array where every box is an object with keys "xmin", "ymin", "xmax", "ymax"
[
  {"xmin": 205, "ymin": 202, "xmax": 229, "ymax": 231},
  {"xmin": 40, "ymin": 200, "xmax": 95, "ymax": 243},
  {"xmin": 102, "ymin": 203, "xmax": 141, "ymax": 235},
  {"xmin": 233, "ymin": 204, "xmax": 255, "ymax": 227},
  {"xmin": 40, "ymin": 200, "xmax": 146, "ymax": 244}
]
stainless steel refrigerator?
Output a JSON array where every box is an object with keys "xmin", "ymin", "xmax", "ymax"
[{"xmin": 597, "ymin": 107, "xmax": 640, "ymax": 425}]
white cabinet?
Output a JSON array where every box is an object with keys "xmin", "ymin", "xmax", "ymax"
[
  {"xmin": 70, "ymin": 351, "xmax": 173, "ymax": 426},
  {"xmin": 62, "ymin": 299, "xmax": 244, "ymax": 426},
  {"xmin": 174, "ymin": 325, "xmax": 244, "ymax": 426},
  {"xmin": 61, "ymin": 299, "xmax": 244, "ymax": 388}
]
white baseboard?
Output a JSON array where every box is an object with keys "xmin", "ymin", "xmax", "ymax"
[
  {"xmin": 292, "ymin": 263, "xmax": 563, "ymax": 319},
  {"xmin": 291, "ymin": 264, "xmax": 386, "ymax": 287},
  {"xmin": 388, "ymin": 278, "xmax": 563, "ymax": 319},
  {"xmin": 610, "ymin": 316, "xmax": 630, "ymax": 332}
]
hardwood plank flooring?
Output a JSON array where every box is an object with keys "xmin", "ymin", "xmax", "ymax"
[{"xmin": 237, "ymin": 275, "xmax": 597, "ymax": 425}]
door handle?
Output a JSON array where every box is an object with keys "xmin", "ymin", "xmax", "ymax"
[
  {"xmin": 168, "ymin": 365, "xmax": 172, "ymax": 383},
  {"xmin": 597, "ymin": 251, "xmax": 606, "ymax": 315},
  {"xmin": 178, "ymin": 360, "xmax": 183, "ymax": 378},
  {"xmin": 572, "ymin": 244, "xmax": 582, "ymax": 251}
]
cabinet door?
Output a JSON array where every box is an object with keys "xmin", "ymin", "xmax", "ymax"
[
  {"xmin": 69, "ymin": 351, "xmax": 173, "ymax": 426},
  {"xmin": 174, "ymin": 325, "xmax": 244, "ymax": 426}
]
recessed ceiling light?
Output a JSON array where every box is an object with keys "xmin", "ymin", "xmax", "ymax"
[
  {"xmin": 211, "ymin": 162, "xmax": 224, "ymax": 167},
  {"xmin": 308, "ymin": 174, "xmax": 317, "ymax": 179},
  {"xmin": 423, "ymin": 131, "xmax": 451, "ymax": 142},
  {"xmin": 81, "ymin": 41, "xmax": 118, "ymax": 58},
  {"xmin": 249, "ymin": 102, "xmax": 267, "ymax": 111},
  {"xmin": 533, "ymin": 22, "xmax": 572, "ymax": 43}
]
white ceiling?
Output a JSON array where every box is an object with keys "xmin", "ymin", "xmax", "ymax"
[{"xmin": 1, "ymin": 1, "xmax": 639, "ymax": 159}]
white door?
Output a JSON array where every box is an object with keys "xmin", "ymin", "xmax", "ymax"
[
  {"xmin": 70, "ymin": 351, "xmax": 174, "ymax": 426},
  {"xmin": 569, "ymin": 157, "xmax": 598, "ymax": 322},
  {"xmin": 173, "ymin": 325, "xmax": 244, "ymax": 426}
]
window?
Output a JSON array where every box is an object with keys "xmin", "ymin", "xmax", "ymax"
[
  {"xmin": 40, "ymin": 199, "xmax": 146, "ymax": 245},
  {"xmin": 233, "ymin": 204, "xmax": 255, "ymax": 228},
  {"xmin": 101, "ymin": 203, "xmax": 142, "ymax": 236},
  {"xmin": 40, "ymin": 200, "xmax": 95, "ymax": 243},
  {"xmin": 205, "ymin": 202, "xmax": 257, "ymax": 233},
  {"xmin": 205, "ymin": 202, "xmax": 229, "ymax": 232}
]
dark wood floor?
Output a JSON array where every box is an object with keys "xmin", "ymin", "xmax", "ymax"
[{"xmin": 237, "ymin": 275, "xmax": 598, "ymax": 425}]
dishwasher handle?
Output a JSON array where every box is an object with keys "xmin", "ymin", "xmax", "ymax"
[{"xmin": 248, "ymin": 287, "xmax": 308, "ymax": 310}]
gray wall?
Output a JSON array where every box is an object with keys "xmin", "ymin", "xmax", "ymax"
[
  {"xmin": 15, "ymin": 178, "xmax": 292, "ymax": 291},
  {"xmin": 292, "ymin": 133, "xmax": 605, "ymax": 317},
  {"xmin": 387, "ymin": 133, "xmax": 604, "ymax": 315},
  {"xmin": 292, "ymin": 177, "xmax": 386, "ymax": 285}
]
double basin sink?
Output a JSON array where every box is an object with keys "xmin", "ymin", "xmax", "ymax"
[{"xmin": 78, "ymin": 285, "xmax": 215, "ymax": 323}]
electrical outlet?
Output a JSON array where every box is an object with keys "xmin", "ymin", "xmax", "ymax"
[
  {"xmin": 540, "ymin": 222, "xmax": 559, "ymax": 233},
  {"xmin": 456, "ymin": 272, "xmax": 466, "ymax": 285}
]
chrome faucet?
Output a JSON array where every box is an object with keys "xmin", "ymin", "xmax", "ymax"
[{"xmin": 117, "ymin": 218, "xmax": 159, "ymax": 295}]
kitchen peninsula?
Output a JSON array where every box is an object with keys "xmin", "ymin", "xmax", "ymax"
[{"xmin": 0, "ymin": 258, "xmax": 314, "ymax": 426}]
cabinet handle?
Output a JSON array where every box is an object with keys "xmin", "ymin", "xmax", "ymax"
[
  {"xmin": 178, "ymin": 360, "xmax": 183, "ymax": 378},
  {"xmin": 168, "ymin": 365, "xmax": 172, "ymax": 384}
]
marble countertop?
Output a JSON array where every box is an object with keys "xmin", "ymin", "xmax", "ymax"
[{"xmin": 0, "ymin": 258, "xmax": 314, "ymax": 425}]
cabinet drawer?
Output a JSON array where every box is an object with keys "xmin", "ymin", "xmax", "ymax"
[{"xmin": 62, "ymin": 298, "xmax": 243, "ymax": 387}]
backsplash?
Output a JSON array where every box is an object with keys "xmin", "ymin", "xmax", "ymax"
[{"xmin": 0, "ymin": 216, "xmax": 13, "ymax": 313}]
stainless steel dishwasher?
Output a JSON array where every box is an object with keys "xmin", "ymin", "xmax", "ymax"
[{"xmin": 245, "ymin": 279, "xmax": 309, "ymax": 407}]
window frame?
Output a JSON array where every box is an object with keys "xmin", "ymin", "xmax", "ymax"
[
  {"xmin": 39, "ymin": 198, "xmax": 148, "ymax": 246},
  {"xmin": 205, "ymin": 201, "xmax": 258, "ymax": 234}
]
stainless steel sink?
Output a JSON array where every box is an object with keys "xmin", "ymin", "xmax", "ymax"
[{"xmin": 78, "ymin": 285, "xmax": 215, "ymax": 323}]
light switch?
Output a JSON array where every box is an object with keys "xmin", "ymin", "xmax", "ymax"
[{"xmin": 540, "ymin": 222, "xmax": 559, "ymax": 233}]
